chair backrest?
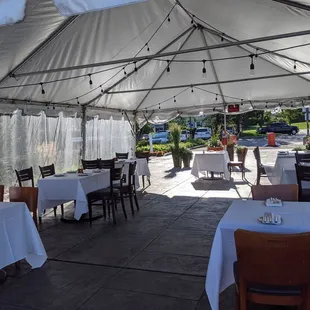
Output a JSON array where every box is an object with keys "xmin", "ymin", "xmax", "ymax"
[
  {"xmin": 295, "ymin": 152, "xmax": 310, "ymax": 164},
  {"xmin": 0, "ymin": 185, "xmax": 4, "ymax": 202},
  {"xmin": 110, "ymin": 166, "xmax": 124, "ymax": 191},
  {"xmin": 9, "ymin": 187, "xmax": 38, "ymax": 226},
  {"xmin": 135, "ymin": 151, "xmax": 150, "ymax": 163},
  {"xmin": 251, "ymin": 184, "xmax": 299, "ymax": 201},
  {"xmin": 81, "ymin": 159, "xmax": 99, "ymax": 170},
  {"xmin": 15, "ymin": 167, "xmax": 34, "ymax": 187},
  {"xmin": 99, "ymin": 159, "xmax": 115, "ymax": 169},
  {"xmin": 39, "ymin": 164, "xmax": 55, "ymax": 178},
  {"xmin": 128, "ymin": 162, "xmax": 137, "ymax": 186},
  {"xmin": 235, "ymin": 229, "xmax": 310, "ymax": 287},
  {"xmin": 116, "ymin": 152, "xmax": 129, "ymax": 160},
  {"xmin": 295, "ymin": 163, "xmax": 310, "ymax": 193},
  {"xmin": 253, "ymin": 147, "xmax": 261, "ymax": 166}
]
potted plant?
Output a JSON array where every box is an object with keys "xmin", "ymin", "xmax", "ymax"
[
  {"xmin": 236, "ymin": 145, "xmax": 248, "ymax": 162},
  {"xmin": 226, "ymin": 132, "xmax": 236, "ymax": 161},
  {"xmin": 207, "ymin": 133, "xmax": 224, "ymax": 151},
  {"xmin": 169, "ymin": 123, "xmax": 182, "ymax": 168},
  {"xmin": 180, "ymin": 147, "xmax": 193, "ymax": 168}
]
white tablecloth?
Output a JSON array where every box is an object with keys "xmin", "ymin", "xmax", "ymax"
[
  {"xmin": 0, "ymin": 202, "xmax": 47, "ymax": 269},
  {"xmin": 205, "ymin": 200, "xmax": 310, "ymax": 310},
  {"xmin": 191, "ymin": 151, "xmax": 230, "ymax": 180},
  {"xmin": 115, "ymin": 158, "xmax": 150, "ymax": 188},
  {"xmin": 38, "ymin": 170, "xmax": 110, "ymax": 220}
]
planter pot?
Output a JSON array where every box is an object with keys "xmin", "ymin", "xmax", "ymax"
[
  {"xmin": 182, "ymin": 157, "xmax": 191, "ymax": 168},
  {"xmin": 237, "ymin": 149, "xmax": 248, "ymax": 162},
  {"xmin": 207, "ymin": 147, "xmax": 224, "ymax": 152},
  {"xmin": 172, "ymin": 153, "xmax": 182, "ymax": 168},
  {"xmin": 227, "ymin": 145, "xmax": 234, "ymax": 161}
]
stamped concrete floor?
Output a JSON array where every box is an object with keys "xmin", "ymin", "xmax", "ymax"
[{"xmin": 0, "ymin": 147, "xmax": 297, "ymax": 310}]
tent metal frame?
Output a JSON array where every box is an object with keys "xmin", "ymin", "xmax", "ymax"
[{"xmin": 272, "ymin": 0, "xmax": 310, "ymax": 11}]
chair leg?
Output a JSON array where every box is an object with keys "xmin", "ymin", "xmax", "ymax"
[
  {"xmin": 133, "ymin": 190, "xmax": 140, "ymax": 210},
  {"xmin": 257, "ymin": 172, "xmax": 261, "ymax": 185},
  {"xmin": 102, "ymin": 200, "xmax": 106, "ymax": 219},
  {"xmin": 129, "ymin": 193, "xmax": 134, "ymax": 215},
  {"xmin": 53, "ymin": 207, "xmax": 57, "ymax": 217},
  {"xmin": 142, "ymin": 176, "xmax": 145, "ymax": 188},
  {"xmin": 88, "ymin": 201, "xmax": 93, "ymax": 226},
  {"xmin": 120, "ymin": 196, "xmax": 127, "ymax": 219},
  {"xmin": 61, "ymin": 204, "xmax": 64, "ymax": 216},
  {"xmin": 147, "ymin": 177, "xmax": 151, "ymax": 186},
  {"xmin": 111, "ymin": 200, "xmax": 116, "ymax": 225}
]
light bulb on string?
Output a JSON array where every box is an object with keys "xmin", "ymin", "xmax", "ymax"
[
  {"xmin": 166, "ymin": 60, "xmax": 171, "ymax": 76},
  {"xmin": 213, "ymin": 107, "xmax": 215, "ymax": 112},
  {"xmin": 100, "ymin": 85, "xmax": 104, "ymax": 95},
  {"xmin": 145, "ymin": 108, "xmax": 148, "ymax": 114},
  {"xmin": 221, "ymin": 33, "xmax": 224, "ymax": 42},
  {"xmin": 191, "ymin": 86, "xmax": 194, "ymax": 93},
  {"xmin": 255, "ymin": 48, "xmax": 258, "ymax": 58},
  {"xmin": 215, "ymin": 94, "xmax": 218, "ymax": 101},
  {"xmin": 191, "ymin": 15, "xmax": 195, "ymax": 24},
  {"xmin": 250, "ymin": 55, "xmax": 255, "ymax": 76},
  {"xmin": 123, "ymin": 67, "xmax": 127, "ymax": 76},
  {"xmin": 158, "ymin": 103, "xmax": 161, "ymax": 110},
  {"xmin": 202, "ymin": 60, "xmax": 207, "ymax": 78},
  {"xmin": 146, "ymin": 43, "xmax": 150, "ymax": 52},
  {"xmin": 265, "ymin": 103, "xmax": 268, "ymax": 109},
  {"xmin": 88, "ymin": 74, "xmax": 93, "ymax": 89},
  {"xmin": 241, "ymin": 99, "xmax": 243, "ymax": 106},
  {"xmin": 167, "ymin": 14, "xmax": 171, "ymax": 22},
  {"xmin": 134, "ymin": 61, "xmax": 138, "ymax": 74},
  {"xmin": 40, "ymin": 83, "xmax": 46, "ymax": 99},
  {"xmin": 76, "ymin": 97, "xmax": 80, "ymax": 105},
  {"xmin": 53, "ymin": 105, "xmax": 55, "ymax": 110},
  {"xmin": 294, "ymin": 60, "xmax": 297, "ymax": 71},
  {"xmin": 174, "ymin": 96, "xmax": 176, "ymax": 103}
]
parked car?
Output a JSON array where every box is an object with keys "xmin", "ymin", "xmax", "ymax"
[
  {"xmin": 256, "ymin": 122, "xmax": 299, "ymax": 135},
  {"xmin": 194, "ymin": 127, "xmax": 211, "ymax": 140},
  {"xmin": 151, "ymin": 132, "xmax": 170, "ymax": 144},
  {"xmin": 180, "ymin": 130, "xmax": 190, "ymax": 142}
]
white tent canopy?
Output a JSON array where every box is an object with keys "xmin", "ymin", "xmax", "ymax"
[{"xmin": 0, "ymin": 0, "xmax": 310, "ymax": 125}]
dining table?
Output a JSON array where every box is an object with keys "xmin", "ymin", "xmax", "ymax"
[
  {"xmin": 191, "ymin": 151, "xmax": 230, "ymax": 180},
  {"xmin": 0, "ymin": 202, "xmax": 47, "ymax": 273},
  {"xmin": 37, "ymin": 169, "xmax": 110, "ymax": 220},
  {"xmin": 205, "ymin": 199, "xmax": 310, "ymax": 310}
]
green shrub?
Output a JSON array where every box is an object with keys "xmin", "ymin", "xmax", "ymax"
[{"xmin": 137, "ymin": 140, "xmax": 148, "ymax": 147}]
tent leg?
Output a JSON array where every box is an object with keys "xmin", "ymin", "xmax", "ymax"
[
  {"xmin": 224, "ymin": 108, "xmax": 227, "ymax": 131},
  {"xmin": 81, "ymin": 106, "xmax": 87, "ymax": 160}
]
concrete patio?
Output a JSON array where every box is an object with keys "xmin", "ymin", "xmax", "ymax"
[{"xmin": 0, "ymin": 146, "xmax": 296, "ymax": 310}]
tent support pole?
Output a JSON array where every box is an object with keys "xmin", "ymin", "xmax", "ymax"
[
  {"xmin": 134, "ymin": 27, "xmax": 196, "ymax": 111},
  {"xmin": 272, "ymin": 0, "xmax": 310, "ymax": 11},
  {"xmin": 14, "ymin": 28, "xmax": 310, "ymax": 78},
  {"xmin": 223, "ymin": 107, "xmax": 227, "ymax": 131},
  {"xmin": 81, "ymin": 106, "xmax": 87, "ymax": 160},
  {"xmin": 107, "ymin": 70, "xmax": 310, "ymax": 94}
]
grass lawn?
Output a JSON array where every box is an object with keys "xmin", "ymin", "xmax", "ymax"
[
  {"xmin": 239, "ymin": 126, "xmax": 264, "ymax": 137},
  {"xmin": 291, "ymin": 122, "xmax": 308, "ymax": 130}
]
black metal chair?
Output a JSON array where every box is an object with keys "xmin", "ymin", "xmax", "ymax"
[
  {"xmin": 39, "ymin": 164, "xmax": 64, "ymax": 217},
  {"xmin": 98, "ymin": 159, "xmax": 115, "ymax": 169},
  {"xmin": 116, "ymin": 152, "xmax": 129, "ymax": 160},
  {"xmin": 253, "ymin": 147, "xmax": 267, "ymax": 185},
  {"xmin": 15, "ymin": 167, "xmax": 34, "ymax": 187},
  {"xmin": 295, "ymin": 163, "xmax": 310, "ymax": 201},
  {"xmin": 87, "ymin": 166, "xmax": 127, "ymax": 225},
  {"xmin": 81, "ymin": 159, "xmax": 100, "ymax": 170},
  {"xmin": 295, "ymin": 152, "xmax": 310, "ymax": 164},
  {"xmin": 135, "ymin": 152, "xmax": 151, "ymax": 188},
  {"xmin": 115, "ymin": 162, "xmax": 139, "ymax": 215}
]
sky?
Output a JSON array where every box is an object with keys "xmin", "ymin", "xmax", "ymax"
[{"xmin": 0, "ymin": 0, "xmax": 26, "ymax": 27}]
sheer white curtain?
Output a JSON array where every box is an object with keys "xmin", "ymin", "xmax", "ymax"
[{"xmin": 85, "ymin": 116, "xmax": 135, "ymax": 160}]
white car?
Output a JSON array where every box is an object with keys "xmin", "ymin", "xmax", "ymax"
[
  {"xmin": 194, "ymin": 127, "xmax": 211, "ymax": 140},
  {"xmin": 180, "ymin": 130, "xmax": 190, "ymax": 142}
]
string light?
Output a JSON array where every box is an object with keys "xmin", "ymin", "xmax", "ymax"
[
  {"xmin": 76, "ymin": 97, "xmax": 80, "ymax": 105},
  {"xmin": 158, "ymin": 103, "xmax": 161, "ymax": 110},
  {"xmin": 88, "ymin": 74, "xmax": 93, "ymax": 89},
  {"xmin": 167, "ymin": 14, "xmax": 171, "ymax": 22},
  {"xmin": 53, "ymin": 105, "xmax": 55, "ymax": 110},
  {"xmin": 213, "ymin": 107, "xmax": 216, "ymax": 112},
  {"xmin": 250, "ymin": 55, "xmax": 255, "ymax": 76},
  {"xmin": 100, "ymin": 85, "xmax": 104, "ymax": 95},
  {"xmin": 221, "ymin": 33, "xmax": 224, "ymax": 42},
  {"xmin": 255, "ymin": 48, "xmax": 258, "ymax": 58},
  {"xmin": 191, "ymin": 15, "xmax": 195, "ymax": 24},
  {"xmin": 166, "ymin": 60, "xmax": 171, "ymax": 75},
  {"xmin": 123, "ymin": 67, "xmax": 127, "ymax": 76},
  {"xmin": 40, "ymin": 83, "xmax": 46, "ymax": 98},
  {"xmin": 145, "ymin": 107, "xmax": 148, "ymax": 114},
  {"xmin": 294, "ymin": 60, "xmax": 297, "ymax": 71},
  {"xmin": 191, "ymin": 86, "xmax": 194, "ymax": 93},
  {"xmin": 202, "ymin": 59, "xmax": 207, "ymax": 78},
  {"xmin": 265, "ymin": 103, "xmax": 268, "ymax": 109},
  {"xmin": 134, "ymin": 61, "xmax": 138, "ymax": 74},
  {"xmin": 174, "ymin": 96, "xmax": 176, "ymax": 103},
  {"xmin": 215, "ymin": 94, "xmax": 218, "ymax": 101},
  {"xmin": 241, "ymin": 99, "xmax": 243, "ymax": 106}
]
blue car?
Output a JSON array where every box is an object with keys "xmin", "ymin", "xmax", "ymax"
[{"xmin": 152, "ymin": 132, "xmax": 170, "ymax": 144}]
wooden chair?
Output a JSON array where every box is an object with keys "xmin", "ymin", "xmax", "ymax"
[
  {"xmin": 115, "ymin": 162, "xmax": 139, "ymax": 215},
  {"xmin": 98, "ymin": 159, "xmax": 115, "ymax": 169},
  {"xmin": 295, "ymin": 163, "xmax": 310, "ymax": 201},
  {"xmin": 228, "ymin": 149, "xmax": 248, "ymax": 179},
  {"xmin": 253, "ymin": 147, "xmax": 267, "ymax": 185},
  {"xmin": 81, "ymin": 159, "xmax": 99, "ymax": 170},
  {"xmin": 251, "ymin": 184, "xmax": 299, "ymax": 201},
  {"xmin": 39, "ymin": 164, "xmax": 64, "ymax": 217},
  {"xmin": 9, "ymin": 187, "xmax": 39, "ymax": 227},
  {"xmin": 135, "ymin": 152, "xmax": 151, "ymax": 188},
  {"xmin": 15, "ymin": 167, "xmax": 34, "ymax": 187},
  {"xmin": 0, "ymin": 185, "xmax": 4, "ymax": 202},
  {"xmin": 87, "ymin": 167, "xmax": 126, "ymax": 225},
  {"xmin": 116, "ymin": 152, "xmax": 129, "ymax": 160},
  {"xmin": 295, "ymin": 152, "xmax": 310, "ymax": 164},
  {"xmin": 234, "ymin": 229, "xmax": 310, "ymax": 310}
]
